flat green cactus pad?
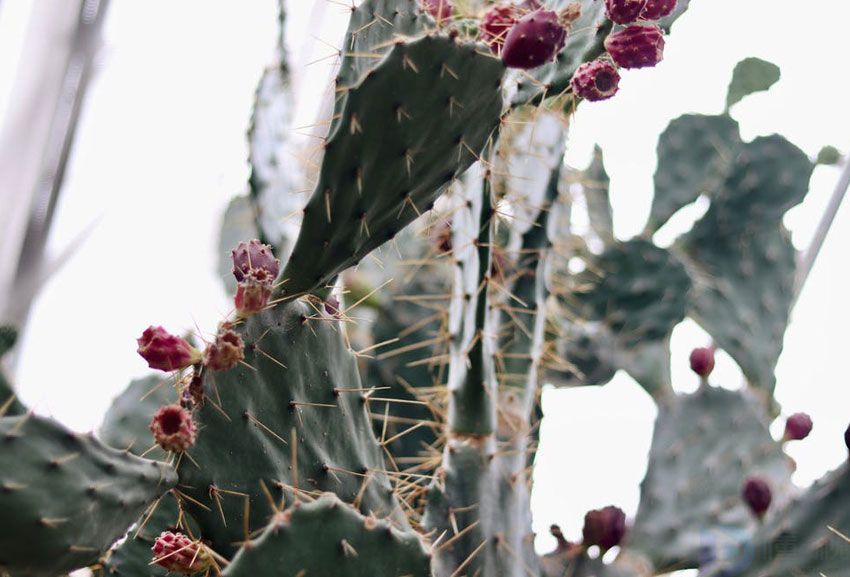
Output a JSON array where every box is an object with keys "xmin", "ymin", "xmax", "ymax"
[
  {"xmin": 628, "ymin": 385, "xmax": 794, "ymax": 572},
  {"xmin": 223, "ymin": 492, "xmax": 431, "ymax": 577},
  {"xmin": 176, "ymin": 300, "xmax": 408, "ymax": 555},
  {"xmin": 0, "ymin": 414, "xmax": 177, "ymax": 576}
]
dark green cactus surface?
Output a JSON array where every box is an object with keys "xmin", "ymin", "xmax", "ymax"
[
  {"xmin": 223, "ymin": 492, "xmax": 432, "ymax": 577},
  {"xmin": 98, "ymin": 374, "xmax": 174, "ymax": 460},
  {"xmin": 0, "ymin": 414, "xmax": 177, "ymax": 576},
  {"xmin": 176, "ymin": 300, "xmax": 408, "ymax": 555}
]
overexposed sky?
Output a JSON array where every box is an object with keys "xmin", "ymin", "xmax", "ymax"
[{"xmin": 1, "ymin": 0, "xmax": 848, "ymax": 555}]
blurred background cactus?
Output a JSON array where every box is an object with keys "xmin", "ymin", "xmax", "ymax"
[{"xmin": 1, "ymin": 1, "xmax": 849, "ymax": 576}]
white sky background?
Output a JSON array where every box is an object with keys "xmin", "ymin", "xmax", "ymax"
[{"xmin": 1, "ymin": 0, "xmax": 849, "ymax": 556}]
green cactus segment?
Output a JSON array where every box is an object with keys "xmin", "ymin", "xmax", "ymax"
[
  {"xmin": 511, "ymin": 0, "xmax": 610, "ymax": 107},
  {"xmin": 678, "ymin": 135, "xmax": 813, "ymax": 393},
  {"xmin": 223, "ymin": 493, "xmax": 431, "ymax": 577},
  {"xmin": 176, "ymin": 301, "xmax": 407, "ymax": 554},
  {"xmin": 99, "ymin": 492, "xmax": 183, "ymax": 577},
  {"xmin": 447, "ymin": 172, "xmax": 497, "ymax": 436},
  {"xmin": 629, "ymin": 385, "xmax": 794, "ymax": 572},
  {"xmin": 544, "ymin": 320, "xmax": 618, "ymax": 387},
  {"xmin": 541, "ymin": 548, "xmax": 643, "ymax": 577},
  {"xmin": 0, "ymin": 325, "xmax": 24, "ymax": 416},
  {"xmin": 0, "ymin": 325, "xmax": 16, "ymax": 358},
  {"xmin": 725, "ymin": 57, "xmax": 781, "ymax": 111},
  {"xmin": 332, "ymin": 0, "xmax": 429, "ymax": 131},
  {"xmin": 717, "ymin": 463, "xmax": 850, "ymax": 577},
  {"xmin": 582, "ymin": 145, "xmax": 613, "ymax": 242},
  {"xmin": 280, "ymin": 35, "xmax": 504, "ymax": 297},
  {"xmin": 425, "ymin": 437, "xmax": 538, "ymax": 577},
  {"xmin": 98, "ymin": 375, "xmax": 175, "ymax": 459},
  {"xmin": 549, "ymin": 239, "xmax": 690, "ymax": 396},
  {"xmin": 647, "ymin": 114, "xmax": 742, "ymax": 232},
  {"xmin": 0, "ymin": 414, "xmax": 177, "ymax": 576}
]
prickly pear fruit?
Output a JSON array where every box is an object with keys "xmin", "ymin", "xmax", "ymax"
[
  {"xmin": 137, "ymin": 326, "xmax": 202, "ymax": 372},
  {"xmin": 689, "ymin": 347, "xmax": 715, "ymax": 378},
  {"xmin": 325, "ymin": 295, "xmax": 341, "ymax": 318},
  {"xmin": 234, "ymin": 272, "xmax": 273, "ymax": 316},
  {"xmin": 501, "ymin": 9, "xmax": 567, "ymax": 70},
  {"xmin": 231, "ymin": 239, "xmax": 279, "ymax": 283},
  {"xmin": 640, "ymin": 0, "xmax": 677, "ymax": 20},
  {"xmin": 421, "ymin": 0, "xmax": 452, "ymax": 20},
  {"xmin": 604, "ymin": 0, "xmax": 646, "ymax": 25},
  {"xmin": 571, "ymin": 60, "xmax": 621, "ymax": 101},
  {"xmin": 152, "ymin": 531, "xmax": 214, "ymax": 575},
  {"xmin": 203, "ymin": 323, "xmax": 244, "ymax": 371},
  {"xmin": 480, "ymin": 5, "xmax": 520, "ymax": 54},
  {"xmin": 582, "ymin": 505, "xmax": 626, "ymax": 550},
  {"xmin": 783, "ymin": 412, "xmax": 813, "ymax": 441},
  {"xmin": 742, "ymin": 476, "xmax": 772, "ymax": 519},
  {"xmin": 604, "ymin": 24, "xmax": 665, "ymax": 69},
  {"xmin": 150, "ymin": 404, "xmax": 197, "ymax": 452}
]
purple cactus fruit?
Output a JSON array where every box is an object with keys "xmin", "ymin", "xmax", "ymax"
[
  {"xmin": 742, "ymin": 476, "xmax": 772, "ymax": 519},
  {"xmin": 203, "ymin": 323, "xmax": 244, "ymax": 371},
  {"xmin": 640, "ymin": 0, "xmax": 677, "ymax": 20},
  {"xmin": 604, "ymin": 24, "xmax": 665, "ymax": 69},
  {"xmin": 582, "ymin": 505, "xmax": 627, "ymax": 550},
  {"xmin": 604, "ymin": 0, "xmax": 646, "ymax": 25},
  {"xmin": 421, "ymin": 0, "xmax": 453, "ymax": 20},
  {"xmin": 480, "ymin": 5, "xmax": 520, "ymax": 55},
  {"xmin": 234, "ymin": 271, "xmax": 273, "ymax": 316},
  {"xmin": 231, "ymin": 239, "xmax": 280, "ymax": 283},
  {"xmin": 571, "ymin": 60, "xmax": 621, "ymax": 101},
  {"xmin": 501, "ymin": 10, "xmax": 568, "ymax": 70},
  {"xmin": 152, "ymin": 531, "xmax": 213, "ymax": 575},
  {"xmin": 325, "ymin": 295, "xmax": 341, "ymax": 318},
  {"xmin": 150, "ymin": 404, "xmax": 197, "ymax": 453},
  {"xmin": 137, "ymin": 326, "xmax": 202, "ymax": 372},
  {"xmin": 783, "ymin": 412, "xmax": 813, "ymax": 441},
  {"xmin": 689, "ymin": 347, "xmax": 715, "ymax": 378}
]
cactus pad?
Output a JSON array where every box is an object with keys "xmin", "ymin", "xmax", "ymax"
[
  {"xmin": 98, "ymin": 374, "xmax": 175, "ymax": 459},
  {"xmin": 222, "ymin": 492, "xmax": 431, "ymax": 577},
  {"xmin": 0, "ymin": 414, "xmax": 177, "ymax": 575}
]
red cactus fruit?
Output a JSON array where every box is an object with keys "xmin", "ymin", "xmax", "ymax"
[
  {"xmin": 640, "ymin": 0, "xmax": 677, "ymax": 20},
  {"xmin": 203, "ymin": 324, "xmax": 244, "ymax": 371},
  {"xmin": 234, "ymin": 271, "xmax": 273, "ymax": 316},
  {"xmin": 783, "ymin": 412, "xmax": 813, "ymax": 441},
  {"xmin": 689, "ymin": 347, "xmax": 715, "ymax": 378},
  {"xmin": 231, "ymin": 239, "xmax": 280, "ymax": 283},
  {"xmin": 604, "ymin": 0, "xmax": 646, "ymax": 24},
  {"xmin": 742, "ymin": 476, "xmax": 772, "ymax": 519},
  {"xmin": 421, "ymin": 0, "xmax": 453, "ymax": 20},
  {"xmin": 150, "ymin": 404, "xmax": 197, "ymax": 452},
  {"xmin": 137, "ymin": 326, "xmax": 201, "ymax": 372},
  {"xmin": 501, "ymin": 10, "xmax": 567, "ymax": 70},
  {"xmin": 571, "ymin": 60, "xmax": 621, "ymax": 101},
  {"xmin": 582, "ymin": 505, "xmax": 626, "ymax": 550},
  {"xmin": 325, "ymin": 296, "xmax": 341, "ymax": 318},
  {"xmin": 480, "ymin": 5, "xmax": 520, "ymax": 54},
  {"xmin": 604, "ymin": 24, "xmax": 665, "ymax": 69},
  {"xmin": 152, "ymin": 531, "xmax": 213, "ymax": 575}
]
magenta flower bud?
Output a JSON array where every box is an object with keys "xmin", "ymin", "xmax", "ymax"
[
  {"xmin": 783, "ymin": 412, "xmax": 813, "ymax": 441},
  {"xmin": 234, "ymin": 272, "xmax": 273, "ymax": 316},
  {"xmin": 689, "ymin": 347, "xmax": 715, "ymax": 378},
  {"xmin": 421, "ymin": 0, "xmax": 452, "ymax": 20},
  {"xmin": 203, "ymin": 323, "xmax": 244, "ymax": 372},
  {"xmin": 582, "ymin": 505, "xmax": 626, "ymax": 550},
  {"xmin": 150, "ymin": 404, "xmax": 197, "ymax": 453},
  {"xmin": 604, "ymin": 0, "xmax": 646, "ymax": 25},
  {"xmin": 231, "ymin": 239, "xmax": 280, "ymax": 283},
  {"xmin": 742, "ymin": 476, "xmax": 772, "ymax": 519},
  {"xmin": 604, "ymin": 24, "xmax": 665, "ymax": 69},
  {"xmin": 480, "ymin": 5, "xmax": 520, "ymax": 54},
  {"xmin": 571, "ymin": 60, "xmax": 621, "ymax": 101},
  {"xmin": 501, "ymin": 10, "xmax": 568, "ymax": 70},
  {"xmin": 152, "ymin": 531, "xmax": 213, "ymax": 575},
  {"xmin": 137, "ymin": 326, "xmax": 202, "ymax": 372},
  {"xmin": 640, "ymin": 0, "xmax": 677, "ymax": 20}
]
